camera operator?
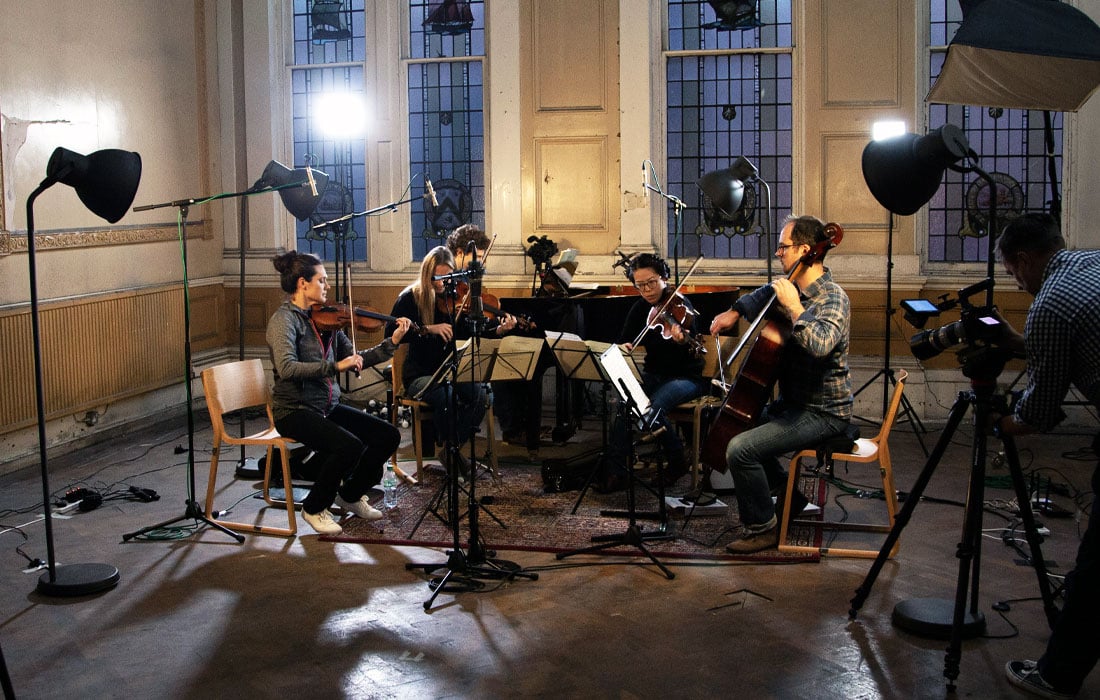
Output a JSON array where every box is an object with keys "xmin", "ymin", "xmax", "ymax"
[{"xmin": 993, "ymin": 212, "xmax": 1100, "ymax": 699}]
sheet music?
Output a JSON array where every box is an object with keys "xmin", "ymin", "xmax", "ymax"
[{"xmin": 599, "ymin": 344, "xmax": 651, "ymax": 417}]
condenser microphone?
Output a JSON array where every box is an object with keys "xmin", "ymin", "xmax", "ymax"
[
  {"xmin": 424, "ymin": 177, "xmax": 438, "ymax": 207},
  {"xmin": 305, "ymin": 164, "xmax": 318, "ymax": 197}
]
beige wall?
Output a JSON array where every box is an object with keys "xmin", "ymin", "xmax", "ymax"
[{"xmin": 2, "ymin": 0, "xmax": 1100, "ymax": 472}]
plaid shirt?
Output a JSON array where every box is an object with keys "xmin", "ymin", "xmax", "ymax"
[
  {"xmin": 734, "ymin": 268, "xmax": 852, "ymax": 420},
  {"xmin": 1015, "ymin": 249, "xmax": 1100, "ymax": 431}
]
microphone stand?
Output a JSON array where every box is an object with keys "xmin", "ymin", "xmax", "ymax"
[
  {"xmin": 643, "ymin": 161, "xmax": 687, "ymax": 286},
  {"xmin": 122, "ymin": 181, "xmax": 312, "ymax": 543}
]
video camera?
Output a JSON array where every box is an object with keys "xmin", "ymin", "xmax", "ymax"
[
  {"xmin": 900, "ymin": 278, "xmax": 1005, "ymax": 363},
  {"xmin": 525, "ymin": 235, "xmax": 559, "ymax": 268}
]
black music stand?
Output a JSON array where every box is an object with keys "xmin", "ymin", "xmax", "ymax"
[
  {"xmin": 544, "ymin": 332, "xmax": 637, "ymax": 513},
  {"xmin": 556, "ymin": 345, "xmax": 675, "ymax": 578}
]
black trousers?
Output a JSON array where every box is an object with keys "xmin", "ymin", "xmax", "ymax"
[{"xmin": 274, "ymin": 404, "xmax": 400, "ymax": 515}]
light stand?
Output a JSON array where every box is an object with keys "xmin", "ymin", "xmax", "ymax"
[
  {"xmin": 850, "ymin": 210, "xmax": 928, "ymax": 454},
  {"xmin": 25, "ymin": 147, "xmax": 140, "ymax": 596},
  {"xmin": 122, "ymin": 162, "xmax": 327, "ymax": 543},
  {"xmin": 857, "ymin": 125, "xmax": 1057, "ymax": 690}
]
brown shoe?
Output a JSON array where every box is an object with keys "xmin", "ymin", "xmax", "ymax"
[{"xmin": 725, "ymin": 521, "xmax": 780, "ymax": 554}]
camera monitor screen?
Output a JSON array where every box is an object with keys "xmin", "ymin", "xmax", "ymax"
[{"xmin": 901, "ymin": 299, "xmax": 939, "ymax": 315}]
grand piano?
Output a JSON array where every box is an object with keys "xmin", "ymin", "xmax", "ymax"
[{"xmin": 498, "ymin": 287, "xmax": 737, "ymax": 442}]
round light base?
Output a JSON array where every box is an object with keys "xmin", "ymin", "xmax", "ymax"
[
  {"xmin": 37, "ymin": 563, "xmax": 120, "ymax": 597},
  {"xmin": 892, "ymin": 597, "xmax": 986, "ymax": 640}
]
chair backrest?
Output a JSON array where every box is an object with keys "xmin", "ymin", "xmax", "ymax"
[
  {"xmin": 699, "ymin": 334, "xmax": 740, "ymax": 386},
  {"xmin": 391, "ymin": 344, "xmax": 408, "ymax": 398},
  {"xmin": 870, "ymin": 369, "xmax": 908, "ymax": 445},
  {"xmin": 201, "ymin": 359, "xmax": 271, "ymax": 436}
]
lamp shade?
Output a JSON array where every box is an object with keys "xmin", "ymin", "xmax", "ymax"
[
  {"xmin": 252, "ymin": 160, "xmax": 330, "ymax": 220},
  {"xmin": 46, "ymin": 147, "xmax": 142, "ymax": 224},
  {"xmin": 861, "ymin": 125, "xmax": 970, "ymax": 216},
  {"xmin": 697, "ymin": 156, "xmax": 757, "ymax": 233}
]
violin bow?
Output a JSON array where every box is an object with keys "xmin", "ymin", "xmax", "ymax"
[
  {"xmin": 345, "ymin": 263, "xmax": 361, "ymax": 377},
  {"xmin": 628, "ymin": 254, "xmax": 704, "ymax": 352}
]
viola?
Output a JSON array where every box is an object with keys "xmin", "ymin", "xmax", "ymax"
[
  {"xmin": 699, "ymin": 222, "xmax": 844, "ymax": 475},
  {"xmin": 645, "ymin": 291, "xmax": 705, "ymax": 359}
]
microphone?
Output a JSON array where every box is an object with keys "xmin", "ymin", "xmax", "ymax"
[
  {"xmin": 424, "ymin": 177, "xmax": 438, "ymax": 207},
  {"xmin": 466, "ymin": 241, "xmax": 484, "ymax": 320},
  {"xmin": 305, "ymin": 165, "xmax": 318, "ymax": 197},
  {"xmin": 642, "ymin": 161, "xmax": 648, "ymax": 199}
]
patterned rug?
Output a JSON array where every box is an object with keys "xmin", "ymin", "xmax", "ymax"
[{"xmin": 321, "ymin": 461, "xmax": 822, "ymax": 563}]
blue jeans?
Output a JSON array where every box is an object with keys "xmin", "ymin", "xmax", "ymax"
[
  {"xmin": 274, "ymin": 404, "xmax": 400, "ymax": 515},
  {"xmin": 603, "ymin": 373, "xmax": 710, "ymax": 474},
  {"xmin": 726, "ymin": 402, "xmax": 849, "ymax": 527},
  {"xmin": 407, "ymin": 376, "xmax": 487, "ymax": 447},
  {"xmin": 1038, "ymin": 448, "xmax": 1100, "ymax": 693}
]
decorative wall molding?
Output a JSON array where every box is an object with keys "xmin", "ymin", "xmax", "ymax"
[{"xmin": 0, "ymin": 220, "xmax": 209, "ymax": 257}]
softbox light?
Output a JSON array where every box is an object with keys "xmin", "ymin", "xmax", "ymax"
[
  {"xmin": 697, "ymin": 156, "xmax": 757, "ymax": 233},
  {"xmin": 927, "ymin": 0, "xmax": 1100, "ymax": 111},
  {"xmin": 861, "ymin": 125, "xmax": 971, "ymax": 216},
  {"xmin": 252, "ymin": 160, "xmax": 330, "ymax": 220}
]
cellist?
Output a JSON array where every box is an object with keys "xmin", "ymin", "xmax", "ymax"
[{"xmin": 708, "ymin": 215, "xmax": 853, "ymax": 554}]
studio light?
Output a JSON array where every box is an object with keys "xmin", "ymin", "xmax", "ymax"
[
  {"xmin": 26, "ymin": 147, "xmax": 141, "ymax": 596},
  {"xmin": 313, "ymin": 91, "xmax": 368, "ymax": 140},
  {"xmin": 251, "ymin": 160, "xmax": 330, "ymax": 221},
  {"xmin": 703, "ymin": 1, "xmax": 762, "ymax": 31},
  {"xmin": 861, "ymin": 125, "xmax": 971, "ymax": 216},
  {"xmin": 697, "ymin": 155, "xmax": 758, "ymax": 234}
]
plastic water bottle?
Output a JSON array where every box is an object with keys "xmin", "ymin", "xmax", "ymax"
[{"xmin": 382, "ymin": 464, "xmax": 398, "ymax": 509}]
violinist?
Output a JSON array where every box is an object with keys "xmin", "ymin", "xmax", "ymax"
[
  {"xmin": 386, "ymin": 245, "xmax": 514, "ymax": 476},
  {"xmin": 266, "ymin": 251, "xmax": 414, "ymax": 536},
  {"xmin": 596, "ymin": 253, "xmax": 709, "ymax": 493},
  {"xmin": 708, "ymin": 215, "xmax": 852, "ymax": 554},
  {"xmin": 445, "ymin": 224, "xmax": 539, "ymax": 457}
]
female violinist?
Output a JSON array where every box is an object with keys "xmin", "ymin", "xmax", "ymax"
[
  {"xmin": 707, "ymin": 215, "xmax": 852, "ymax": 554},
  {"xmin": 446, "ymin": 224, "xmax": 541, "ymax": 457},
  {"xmin": 266, "ymin": 251, "xmax": 414, "ymax": 535},
  {"xmin": 385, "ymin": 245, "xmax": 514, "ymax": 477},
  {"xmin": 596, "ymin": 253, "xmax": 710, "ymax": 493}
]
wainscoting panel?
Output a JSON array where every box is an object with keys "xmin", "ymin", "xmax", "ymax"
[{"xmin": 0, "ymin": 287, "xmax": 191, "ymax": 433}]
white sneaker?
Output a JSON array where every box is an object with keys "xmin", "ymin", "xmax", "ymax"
[
  {"xmin": 334, "ymin": 495, "xmax": 384, "ymax": 522},
  {"xmin": 302, "ymin": 508, "xmax": 342, "ymax": 535}
]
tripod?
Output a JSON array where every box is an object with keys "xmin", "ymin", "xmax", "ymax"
[
  {"xmin": 852, "ymin": 212, "xmax": 928, "ymax": 455},
  {"xmin": 405, "ymin": 266, "xmax": 536, "ymax": 610},
  {"xmin": 848, "ymin": 360, "xmax": 1058, "ymax": 692},
  {"xmin": 557, "ymin": 384, "xmax": 676, "ymax": 579}
]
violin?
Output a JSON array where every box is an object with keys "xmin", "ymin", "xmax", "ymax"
[
  {"xmin": 645, "ymin": 291, "xmax": 705, "ymax": 359},
  {"xmin": 438, "ymin": 281, "xmax": 538, "ymax": 332},
  {"xmin": 311, "ymin": 303, "xmax": 425, "ymax": 336}
]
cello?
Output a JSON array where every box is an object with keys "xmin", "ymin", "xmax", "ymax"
[{"xmin": 698, "ymin": 223, "xmax": 844, "ymax": 475}]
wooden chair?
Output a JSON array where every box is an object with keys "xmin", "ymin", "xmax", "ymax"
[
  {"xmin": 778, "ymin": 369, "xmax": 908, "ymax": 559},
  {"xmin": 390, "ymin": 344, "xmax": 498, "ymax": 481},
  {"xmin": 667, "ymin": 334, "xmax": 738, "ymax": 488},
  {"xmin": 201, "ymin": 359, "xmax": 296, "ymax": 537}
]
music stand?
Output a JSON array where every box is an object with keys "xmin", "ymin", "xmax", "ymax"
[
  {"xmin": 556, "ymin": 345, "xmax": 676, "ymax": 579},
  {"xmin": 544, "ymin": 332, "xmax": 641, "ymax": 512}
]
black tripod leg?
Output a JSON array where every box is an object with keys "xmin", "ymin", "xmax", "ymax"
[
  {"xmin": 0, "ymin": 636, "xmax": 14, "ymax": 700},
  {"xmin": 944, "ymin": 395, "xmax": 994, "ymax": 688},
  {"xmin": 122, "ymin": 499, "xmax": 245, "ymax": 543},
  {"xmin": 850, "ymin": 392, "xmax": 970, "ymax": 617},
  {"xmin": 1001, "ymin": 432, "xmax": 1059, "ymax": 627}
]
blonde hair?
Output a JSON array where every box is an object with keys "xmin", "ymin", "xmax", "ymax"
[{"xmin": 411, "ymin": 245, "xmax": 455, "ymax": 322}]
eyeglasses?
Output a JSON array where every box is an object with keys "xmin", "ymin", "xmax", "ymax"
[
  {"xmin": 775, "ymin": 243, "xmax": 801, "ymax": 253},
  {"xmin": 634, "ymin": 278, "xmax": 662, "ymax": 291}
]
